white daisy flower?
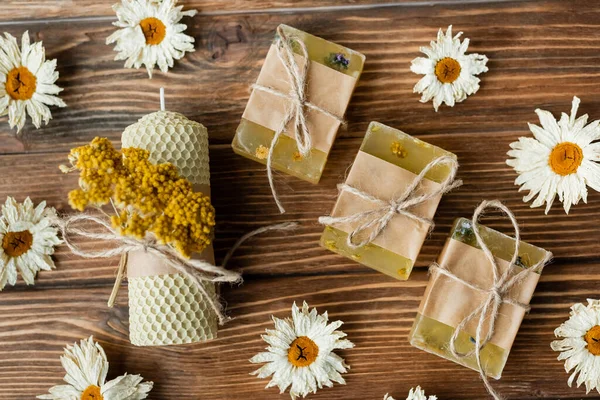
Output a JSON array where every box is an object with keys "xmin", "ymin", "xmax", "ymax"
[
  {"xmin": 0, "ymin": 196, "xmax": 61, "ymax": 290},
  {"xmin": 410, "ymin": 25, "xmax": 488, "ymax": 111},
  {"xmin": 0, "ymin": 31, "xmax": 66, "ymax": 133},
  {"xmin": 106, "ymin": 0, "xmax": 197, "ymax": 78},
  {"xmin": 38, "ymin": 336, "xmax": 153, "ymax": 400},
  {"xmin": 506, "ymin": 96, "xmax": 600, "ymax": 214},
  {"xmin": 384, "ymin": 386, "xmax": 437, "ymax": 400},
  {"xmin": 250, "ymin": 301, "xmax": 354, "ymax": 399},
  {"xmin": 551, "ymin": 299, "xmax": 600, "ymax": 394}
]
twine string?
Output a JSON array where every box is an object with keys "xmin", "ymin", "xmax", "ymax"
[
  {"xmin": 53, "ymin": 213, "xmax": 298, "ymax": 325},
  {"xmin": 251, "ymin": 26, "xmax": 345, "ymax": 214},
  {"xmin": 318, "ymin": 155, "xmax": 462, "ymax": 249},
  {"xmin": 428, "ymin": 200, "xmax": 552, "ymax": 400}
]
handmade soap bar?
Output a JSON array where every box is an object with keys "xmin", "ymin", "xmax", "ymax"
[
  {"xmin": 320, "ymin": 122, "xmax": 457, "ymax": 280},
  {"xmin": 409, "ymin": 218, "xmax": 549, "ymax": 379},
  {"xmin": 232, "ymin": 24, "xmax": 365, "ymax": 184}
]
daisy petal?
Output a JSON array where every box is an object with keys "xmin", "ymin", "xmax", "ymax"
[{"xmin": 410, "ymin": 25, "xmax": 487, "ymax": 111}]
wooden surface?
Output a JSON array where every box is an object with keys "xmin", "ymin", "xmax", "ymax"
[{"xmin": 1, "ymin": 1, "xmax": 599, "ymax": 399}]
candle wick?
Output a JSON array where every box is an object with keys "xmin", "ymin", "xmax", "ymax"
[{"xmin": 160, "ymin": 87, "xmax": 165, "ymax": 111}]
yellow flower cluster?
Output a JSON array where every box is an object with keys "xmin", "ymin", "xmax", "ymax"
[{"xmin": 63, "ymin": 137, "xmax": 215, "ymax": 257}]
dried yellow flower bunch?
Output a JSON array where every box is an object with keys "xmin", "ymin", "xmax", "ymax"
[{"xmin": 61, "ymin": 137, "xmax": 215, "ymax": 257}]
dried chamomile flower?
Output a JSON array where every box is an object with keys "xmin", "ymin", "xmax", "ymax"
[
  {"xmin": 551, "ymin": 299, "xmax": 600, "ymax": 394},
  {"xmin": 0, "ymin": 196, "xmax": 61, "ymax": 290},
  {"xmin": 250, "ymin": 302, "xmax": 354, "ymax": 399},
  {"xmin": 411, "ymin": 25, "xmax": 488, "ymax": 111},
  {"xmin": 38, "ymin": 336, "xmax": 153, "ymax": 400},
  {"xmin": 507, "ymin": 96, "xmax": 600, "ymax": 214},
  {"xmin": 61, "ymin": 137, "xmax": 216, "ymax": 258},
  {"xmin": 106, "ymin": 0, "xmax": 197, "ymax": 78},
  {"xmin": 384, "ymin": 387, "xmax": 437, "ymax": 400},
  {"xmin": 0, "ymin": 31, "xmax": 66, "ymax": 133}
]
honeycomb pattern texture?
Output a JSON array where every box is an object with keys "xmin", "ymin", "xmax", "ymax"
[
  {"xmin": 123, "ymin": 111, "xmax": 217, "ymax": 346},
  {"xmin": 128, "ymin": 274, "xmax": 218, "ymax": 346},
  {"xmin": 121, "ymin": 111, "xmax": 210, "ymax": 186}
]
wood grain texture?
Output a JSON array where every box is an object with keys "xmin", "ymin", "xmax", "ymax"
[
  {"xmin": 1, "ymin": 0, "xmax": 600, "ymax": 399},
  {"xmin": 1, "ymin": 1, "xmax": 599, "ymax": 152},
  {"xmin": 0, "ymin": 265, "xmax": 598, "ymax": 400},
  {"xmin": 0, "ymin": 0, "xmax": 514, "ymax": 22}
]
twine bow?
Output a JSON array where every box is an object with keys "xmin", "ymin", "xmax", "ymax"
[
  {"xmin": 251, "ymin": 26, "xmax": 345, "ymax": 214},
  {"xmin": 429, "ymin": 200, "xmax": 552, "ymax": 400},
  {"xmin": 54, "ymin": 213, "xmax": 297, "ymax": 325},
  {"xmin": 318, "ymin": 155, "xmax": 461, "ymax": 249}
]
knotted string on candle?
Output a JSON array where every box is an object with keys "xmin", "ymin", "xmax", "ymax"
[
  {"xmin": 318, "ymin": 155, "xmax": 461, "ymax": 248},
  {"xmin": 250, "ymin": 25, "xmax": 345, "ymax": 214},
  {"xmin": 429, "ymin": 200, "xmax": 552, "ymax": 400},
  {"xmin": 53, "ymin": 213, "xmax": 298, "ymax": 325}
]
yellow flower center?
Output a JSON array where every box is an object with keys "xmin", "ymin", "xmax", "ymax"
[
  {"xmin": 287, "ymin": 336, "xmax": 319, "ymax": 367},
  {"xmin": 434, "ymin": 57, "xmax": 461, "ymax": 84},
  {"xmin": 81, "ymin": 385, "xmax": 103, "ymax": 400},
  {"xmin": 5, "ymin": 66, "xmax": 37, "ymax": 101},
  {"xmin": 139, "ymin": 17, "xmax": 167, "ymax": 45},
  {"xmin": 2, "ymin": 230, "xmax": 33, "ymax": 257},
  {"xmin": 549, "ymin": 142, "xmax": 583, "ymax": 176},
  {"xmin": 584, "ymin": 325, "xmax": 600, "ymax": 356}
]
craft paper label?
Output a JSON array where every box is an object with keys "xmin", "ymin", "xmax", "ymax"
[
  {"xmin": 329, "ymin": 150, "xmax": 442, "ymax": 261},
  {"xmin": 243, "ymin": 44, "xmax": 357, "ymax": 154},
  {"xmin": 419, "ymin": 238, "xmax": 541, "ymax": 349}
]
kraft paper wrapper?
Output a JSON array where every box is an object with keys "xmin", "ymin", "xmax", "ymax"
[
  {"xmin": 126, "ymin": 183, "xmax": 218, "ymax": 346},
  {"xmin": 419, "ymin": 238, "xmax": 541, "ymax": 350},
  {"xmin": 242, "ymin": 44, "xmax": 357, "ymax": 154},
  {"xmin": 329, "ymin": 151, "xmax": 442, "ymax": 261}
]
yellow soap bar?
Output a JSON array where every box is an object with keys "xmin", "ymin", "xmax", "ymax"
[
  {"xmin": 409, "ymin": 218, "xmax": 548, "ymax": 379},
  {"xmin": 232, "ymin": 24, "xmax": 365, "ymax": 184},
  {"xmin": 320, "ymin": 122, "xmax": 456, "ymax": 280}
]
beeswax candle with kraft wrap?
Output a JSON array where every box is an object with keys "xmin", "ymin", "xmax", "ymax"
[{"xmin": 121, "ymin": 110, "xmax": 218, "ymax": 347}]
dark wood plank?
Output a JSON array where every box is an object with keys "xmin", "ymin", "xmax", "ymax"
[
  {"xmin": 0, "ymin": 265, "xmax": 596, "ymax": 400},
  {"xmin": 0, "ymin": 0, "xmax": 599, "ymax": 152},
  {"xmin": 0, "ymin": 0, "xmax": 499, "ymax": 22},
  {"xmin": 1, "ymin": 2, "xmax": 599, "ymax": 399},
  {"xmin": 0, "ymin": 136, "xmax": 598, "ymax": 290}
]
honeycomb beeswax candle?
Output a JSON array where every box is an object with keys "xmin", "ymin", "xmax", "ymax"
[
  {"xmin": 319, "ymin": 122, "xmax": 459, "ymax": 281},
  {"xmin": 409, "ymin": 201, "xmax": 552, "ymax": 385},
  {"xmin": 121, "ymin": 94, "xmax": 218, "ymax": 346},
  {"xmin": 232, "ymin": 24, "xmax": 365, "ymax": 212}
]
